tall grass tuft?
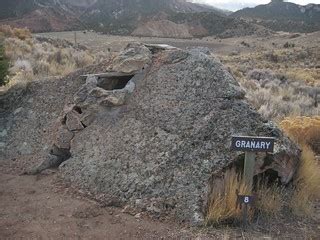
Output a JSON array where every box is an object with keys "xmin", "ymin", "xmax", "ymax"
[
  {"xmin": 255, "ymin": 179, "xmax": 283, "ymax": 217},
  {"xmin": 206, "ymin": 169, "xmax": 251, "ymax": 225},
  {"xmin": 280, "ymin": 117, "xmax": 320, "ymax": 215},
  {"xmin": 290, "ymin": 145, "xmax": 320, "ymax": 216}
]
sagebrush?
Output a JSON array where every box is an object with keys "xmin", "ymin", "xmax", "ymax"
[{"xmin": 1, "ymin": 25, "xmax": 108, "ymax": 86}]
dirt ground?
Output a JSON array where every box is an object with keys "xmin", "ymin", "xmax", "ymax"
[
  {"xmin": 1, "ymin": 162, "xmax": 319, "ymax": 240},
  {"xmin": 1, "ymin": 32, "xmax": 320, "ymax": 239},
  {"xmin": 0, "ymin": 161, "xmax": 265, "ymax": 240},
  {"xmin": 0, "ymin": 170, "xmax": 200, "ymax": 240}
]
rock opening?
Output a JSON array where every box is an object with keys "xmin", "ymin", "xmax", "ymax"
[
  {"xmin": 97, "ymin": 75, "xmax": 135, "ymax": 90},
  {"xmin": 253, "ymin": 169, "xmax": 282, "ymax": 188},
  {"xmin": 227, "ymin": 153, "xmax": 288, "ymax": 187}
]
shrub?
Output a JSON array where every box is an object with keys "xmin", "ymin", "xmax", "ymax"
[
  {"xmin": 3, "ymin": 36, "xmax": 106, "ymax": 85},
  {"xmin": 280, "ymin": 117, "xmax": 320, "ymax": 153},
  {"xmin": 13, "ymin": 28, "xmax": 32, "ymax": 40},
  {"xmin": 0, "ymin": 39, "xmax": 9, "ymax": 86},
  {"xmin": 10, "ymin": 59, "xmax": 33, "ymax": 74},
  {"xmin": 0, "ymin": 25, "xmax": 31, "ymax": 40},
  {"xmin": 247, "ymin": 69, "xmax": 277, "ymax": 82}
]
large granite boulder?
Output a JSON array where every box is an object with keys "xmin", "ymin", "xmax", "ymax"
[{"xmin": 59, "ymin": 45, "xmax": 300, "ymax": 224}]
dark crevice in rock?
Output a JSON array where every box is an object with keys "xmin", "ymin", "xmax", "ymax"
[
  {"xmin": 97, "ymin": 75, "xmax": 135, "ymax": 90},
  {"xmin": 80, "ymin": 121, "xmax": 87, "ymax": 129},
  {"xmin": 61, "ymin": 115, "xmax": 67, "ymax": 125},
  {"xmin": 73, "ymin": 106, "xmax": 83, "ymax": 114},
  {"xmin": 50, "ymin": 144, "xmax": 71, "ymax": 161},
  {"xmin": 24, "ymin": 145, "xmax": 72, "ymax": 175},
  {"xmin": 253, "ymin": 169, "xmax": 282, "ymax": 189}
]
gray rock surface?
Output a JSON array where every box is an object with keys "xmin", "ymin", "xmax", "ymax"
[
  {"xmin": 0, "ymin": 42, "xmax": 300, "ymax": 224},
  {"xmin": 58, "ymin": 47, "xmax": 300, "ymax": 224},
  {"xmin": 110, "ymin": 43, "xmax": 152, "ymax": 74}
]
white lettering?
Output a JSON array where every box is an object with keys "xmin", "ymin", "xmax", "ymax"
[
  {"xmin": 236, "ymin": 140, "xmax": 241, "ymax": 148},
  {"xmin": 266, "ymin": 142, "xmax": 271, "ymax": 150},
  {"xmin": 250, "ymin": 141, "xmax": 256, "ymax": 149},
  {"xmin": 246, "ymin": 141, "xmax": 251, "ymax": 148},
  {"xmin": 241, "ymin": 141, "xmax": 246, "ymax": 148},
  {"xmin": 260, "ymin": 142, "xmax": 266, "ymax": 149}
]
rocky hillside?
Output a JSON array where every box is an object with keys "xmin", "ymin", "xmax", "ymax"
[
  {"xmin": 232, "ymin": 0, "xmax": 320, "ymax": 33},
  {"xmin": 0, "ymin": 0, "xmax": 219, "ymax": 33},
  {"xmin": 0, "ymin": 0, "xmax": 270, "ymax": 38}
]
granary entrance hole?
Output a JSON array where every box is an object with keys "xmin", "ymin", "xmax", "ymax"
[
  {"xmin": 97, "ymin": 74, "xmax": 135, "ymax": 90},
  {"xmin": 231, "ymin": 153, "xmax": 282, "ymax": 187}
]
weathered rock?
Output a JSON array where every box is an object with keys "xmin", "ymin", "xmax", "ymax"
[
  {"xmin": 55, "ymin": 126, "xmax": 75, "ymax": 149},
  {"xmin": 74, "ymin": 76, "xmax": 98, "ymax": 104},
  {"xmin": 80, "ymin": 111, "xmax": 97, "ymax": 127},
  {"xmin": 66, "ymin": 110, "xmax": 84, "ymax": 131},
  {"xmin": 89, "ymin": 88, "xmax": 127, "ymax": 106},
  {"xmin": 60, "ymin": 47, "xmax": 300, "ymax": 224},
  {"xmin": 111, "ymin": 43, "xmax": 152, "ymax": 74}
]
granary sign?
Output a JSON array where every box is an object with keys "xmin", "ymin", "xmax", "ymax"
[{"xmin": 231, "ymin": 136, "xmax": 275, "ymax": 152}]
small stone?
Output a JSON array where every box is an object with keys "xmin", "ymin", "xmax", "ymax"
[
  {"xmin": 14, "ymin": 107, "xmax": 23, "ymax": 115},
  {"xmin": 100, "ymin": 95, "xmax": 126, "ymax": 106}
]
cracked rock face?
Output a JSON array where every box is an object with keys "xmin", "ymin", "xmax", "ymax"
[{"xmin": 60, "ymin": 47, "xmax": 300, "ymax": 224}]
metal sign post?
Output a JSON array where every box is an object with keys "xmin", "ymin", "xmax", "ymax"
[{"xmin": 231, "ymin": 136, "xmax": 275, "ymax": 228}]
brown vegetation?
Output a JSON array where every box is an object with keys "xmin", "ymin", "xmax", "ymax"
[
  {"xmin": 206, "ymin": 169, "xmax": 284, "ymax": 225},
  {"xmin": 221, "ymin": 44, "xmax": 320, "ymax": 121},
  {"xmin": 0, "ymin": 25, "xmax": 32, "ymax": 40},
  {"xmin": 280, "ymin": 117, "xmax": 320, "ymax": 215},
  {"xmin": 206, "ymin": 169, "xmax": 250, "ymax": 225},
  {"xmin": 0, "ymin": 26, "xmax": 108, "ymax": 87}
]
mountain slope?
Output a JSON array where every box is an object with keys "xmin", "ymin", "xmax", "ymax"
[
  {"xmin": 0, "ymin": 0, "xmax": 222, "ymax": 34},
  {"xmin": 0, "ymin": 0, "xmax": 270, "ymax": 38},
  {"xmin": 232, "ymin": 0, "xmax": 320, "ymax": 33}
]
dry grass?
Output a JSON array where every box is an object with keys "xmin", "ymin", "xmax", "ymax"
[
  {"xmin": 206, "ymin": 168, "xmax": 286, "ymax": 225},
  {"xmin": 0, "ymin": 26, "xmax": 108, "ymax": 86},
  {"xmin": 4, "ymin": 38, "xmax": 97, "ymax": 78},
  {"xmin": 0, "ymin": 25, "xmax": 109, "ymax": 86},
  {"xmin": 280, "ymin": 117, "xmax": 320, "ymax": 216},
  {"xmin": 290, "ymin": 145, "xmax": 320, "ymax": 216},
  {"xmin": 206, "ymin": 169, "xmax": 251, "ymax": 225},
  {"xmin": 255, "ymin": 180, "xmax": 283, "ymax": 217},
  {"xmin": 220, "ymin": 44, "xmax": 320, "ymax": 121},
  {"xmin": 280, "ymin": 117, "xmax": 320, "ymax": 153}
]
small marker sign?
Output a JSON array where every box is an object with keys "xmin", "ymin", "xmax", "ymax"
[
  {"xmin": 231, "ymin": 136, "xmax": 275, "ymax": 229},
  {"xmin": 231, "ymin": 136, "xmax": 275, "ymax": 152}
]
